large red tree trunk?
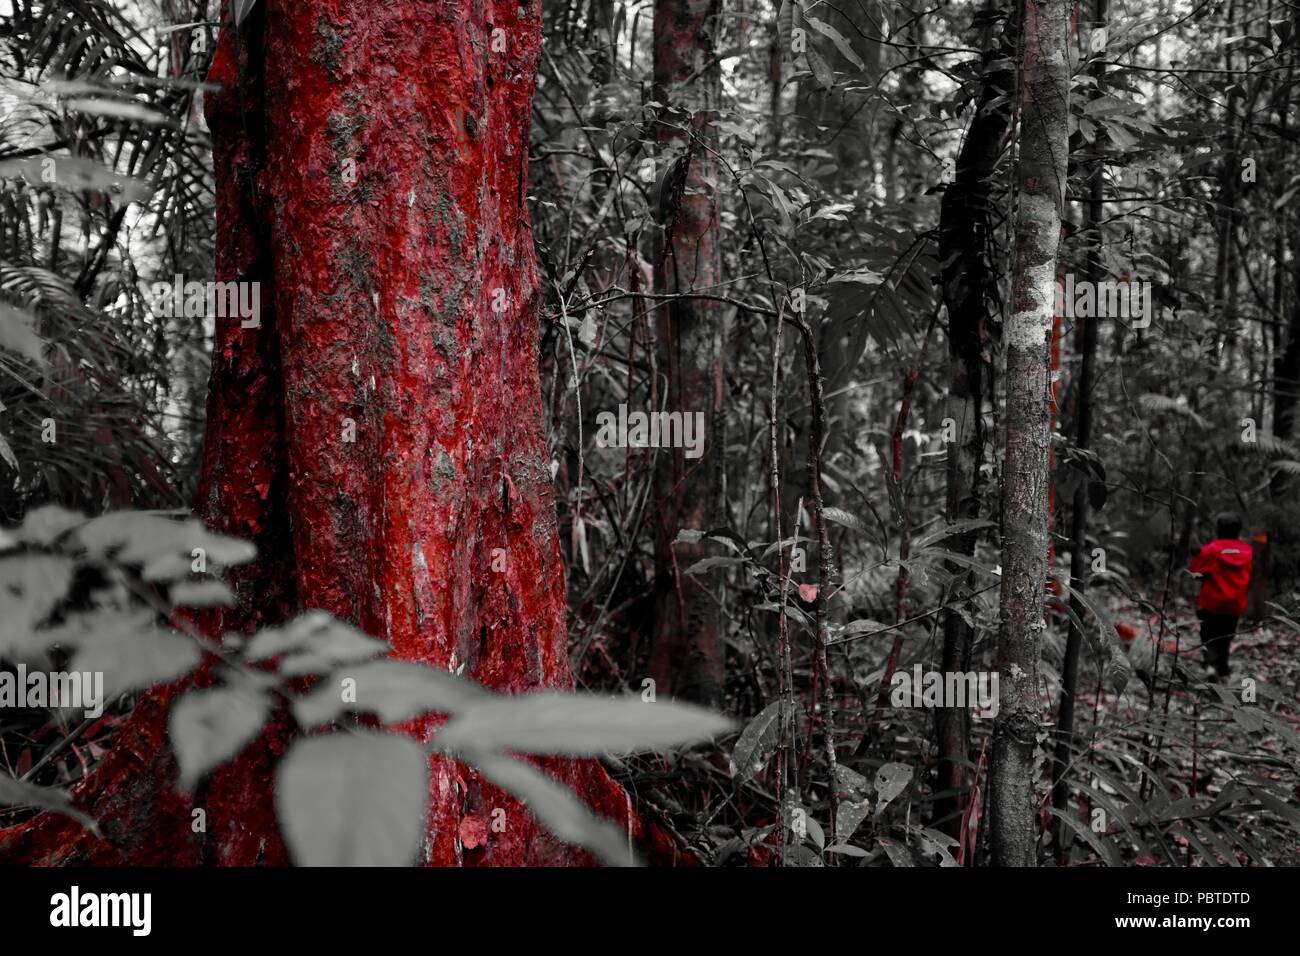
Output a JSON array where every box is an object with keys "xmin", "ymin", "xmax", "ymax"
[{"xmin": 1, "ymin": 0, "xmax": 673, "ymax": 867}]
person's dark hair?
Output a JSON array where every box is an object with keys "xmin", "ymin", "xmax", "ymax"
[{"xmin": 1215, "ymin": 512, "xmax": 1243, "ymax": 539}]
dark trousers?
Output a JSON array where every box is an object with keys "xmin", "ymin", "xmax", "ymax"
[{"xmin": 1197, "ymin": 610, "xmax": 1238, "ymax": 677}]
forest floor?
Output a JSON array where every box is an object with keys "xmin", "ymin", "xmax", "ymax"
[
  {"xmin": 4, "ymin": 574, "xmax": 1296, "ymax": 867},
  {"xmin": 1067, "ymin": 586, "xmax": 1300, "ymax": 865},
  {"xmin": 613, "ymin": 579, "xmax": 1300, "ymax": 867}
]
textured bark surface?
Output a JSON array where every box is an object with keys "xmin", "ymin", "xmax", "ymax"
[
  {"xmin": 1, "ymin": 0, "xmax": 676, "ymax": 867},
  {"xmin": 934, "ymin": 9, "xmax": 1014, "ymax": 839},
  {"xmin": 989, "ymin": 0, "xmax": 1070, "ymax": 868},
  {"xmin": 1052, "ymin": 0, "xmax": 1107, "ymax": 858},
  {"xmin": 1268, "ymin": 7, "xmax": 1300, "ymax": 495},
  {"xmin": 649, "ymin": 0, "xmax": 727, "ymax": 706},
  {"xmin": 1271, "ymin": 259, "xmax": 1300, "ymax": 461}
]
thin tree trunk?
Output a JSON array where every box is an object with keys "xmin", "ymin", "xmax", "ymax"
[
  {"xmin": 877, "ymin": 367, "xmax": 919, "ymax": 707},
  {"xmin": 1177, "ymin": 6, "xmax": 1246, "ymax": 559},
  {"xmin": 649, "ymin": 0, "xmax": 727, "ymax": 706},
  {"xmin": 935, "ymin": 2, "xmax": 1014, "ymax": 839},
  {"xmin": 1051, "ymin": 0, "xmax": 1108, "ymax": 861},
  {"xmin": 1273, "ymin": 263, "xmax": 1300, "ymax": 451},
  {"xmin": 768, "ymin": 0, "xmax": 784, "ymax": 151},
  {"xmin": 1269, "ymin": 7, "xmax": 1298, "ymax": 493},
  {"xmin": 989, "ymin": 0, "xmax": 1070, "ymax": 868},
  {"xmin": 792, "ymin": 316, "xmax": 838, "ymax": 850},
  {"xmin": 591, "ymin": 0, "xmax": 616, "ymax": 85}
]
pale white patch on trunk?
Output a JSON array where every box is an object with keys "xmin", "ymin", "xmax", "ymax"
[{"xmin": 1006, "ymin": 259, "xmax": 1056, "ymax": 348}]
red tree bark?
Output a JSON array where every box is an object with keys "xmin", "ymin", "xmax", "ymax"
[{"xmin": 1, "ymin": 0, "xmax": 678, "ymax": 867}]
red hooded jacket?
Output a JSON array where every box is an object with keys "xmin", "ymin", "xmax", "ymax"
[{"xmin": 1189, "ymin": 538, "xmax": 1253, "ymax": 615}]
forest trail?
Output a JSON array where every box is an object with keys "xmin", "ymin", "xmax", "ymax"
[{"xmin": 1067, "ymin": 589, "xmax": 1300, "ymax": 865}]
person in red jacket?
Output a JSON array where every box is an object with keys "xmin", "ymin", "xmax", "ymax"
[{"xmin": 1188, "ymin": 512, "xmax": 1253, "ymax": 679}]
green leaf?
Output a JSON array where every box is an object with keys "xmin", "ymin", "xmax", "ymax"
[
  {"xmin": 729, "ymin": 700, "xmax": 782, "ymax": 783},
  {"xmin": 13, "ymin": 506, "xmax": 84, "ymax": 546},
  {"xmin": 293, "ymin": 659, "xmax": 491, "ymax": 727},
  {"xmin": 874, "ymin": 762, "xmax": 912, "ymax": 812},
  {"xmin": 63, "ymin": 98, "xmax": 173, "ymax": 126},
  {"xmin": 906, "ymin": 549, "xmax": 1001, "ymax": 580},
  {"xmin": 0, "ymin": 431, "xmax": 18, "ymax": 472},
  {"xmin": 0, "ymin": 156, "xmax": 151, "ymax": 202},
  {"xmin": 699, "ymin": 527, "xmax": 749, "ymax": 553},
  {"xmin": 1100, "ymin": 118, "xmax": 1136, "ymax": 150},
  {"xmin": 879, "ymin": 837, "xmax": 914, "ymax": 866},
  {"xmin": 804, "ymin": 813, "xmax": 826, "ymax": 849},
  {"xmin": 1136, "ymin": 393, "xmax": 1209, "ymax": 429},
  {"xmin": 836, "ymin": 797, "xmax": 871, "ymax": 843},
  {"xmin": 1060, "ymin": 581, "xmax": 1125, "ymax": 683},
  {"xmin": 823, "ymin": 842, "xmax": 869, "ymax": 857},
  {"xmin": 0, "ymin": 302, "xmax": 48, "ymax": 369},
  {"xmin": 169, "ymin": 682, "xmax": 270, "ymax": 789},
  {"xmin": 805, "ymin": 16, "xmax": 864, "ymax": 69},
  {"xmin": 1105, "ymin": 645, "xmax": 1134, "ymax": 696},
  {"xmin": 834, "ymin": 763, "xmax": 869, "ymax": 796},
  {"xmin": 804, "ymin": 44, "xmax": 835, "ymax": 91},
  {"xmin": 683, "ymin": 556, "xmax": 743, "ymax": 575},
  {"xmin": 75, "ymin": 513, "xmax": 256, "ymax": 570},
  {"xmin": 915, "ymin": 825, "xmax": 960, "ymax": 866},
  {"xmin": 276, "ymin": 732, "xmax": 429, "ymax": 866},
  {"xmin": 244, "ymin": 611, "xmax": 387, "ymax": 674},
  {"xmin": 870, "ymin": 286, "xmax": 912, "ymax": 354},
  {"xmin": 169, "ymin": 579, "xmax": 235, "ymax": 608},
  {"xmin": 1082, "ymin": 95, "xmax": 1142, "ymax": 117},
  {"xmin": 1230, "ymin": 704, "xmax": 1265, "ymax": 733},
  {"xmin": 437, "ymin": 692, "xmax": 734, "ymax": 756},
  {"xmin": 140, "ymin": 553, "xmax": 198, "ymax": 581},
  {"xmin": 1049, "ymin": 806, "xmax": 1122, "ymax": 866},
  {"xmin": 822, "ymin": 506, "xmax": 867, "ymax": 533},
  {"xmin": 0, "ymin": 555, "xmax": 76, "ymax": 657},
  {"xmin": 783, "ymin": 843, "xmax": 823, "ymax": 866},
  {"xmin": 0, "ymin": 774, "xmax": 99, "ymax": 835},
  {"xmin": 466, "ymin": 750, "xmax": 637, "ymax": 866},
  {"xmin": 761, "ymin": 534, "xmax": 806, "ymax": 559},
  {"xmin": 826, "ymin": 267, "xmax": 884, "ymax": 286},
  {"xmin": 839, "ymin": 618, "xmax": 886, "ymax": 638},
  {"xmin": 754, "ymin": 600, "xmax": 814, "ymax": 629},
  {"xmin": 1253, "ymin": 788, "xmax": 1300, "ymax": 837},
  {"xmin": 913, "ymin": 518, "xmax": 995, "ymax": 551},
  {"xmin": 67, "ymin": 612, "xmax": 201, "ymax": 698}
]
